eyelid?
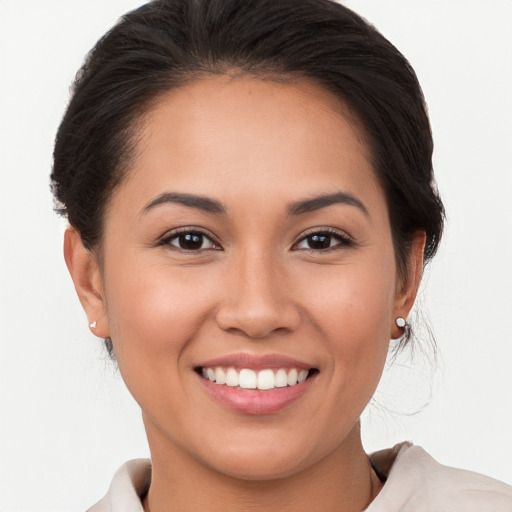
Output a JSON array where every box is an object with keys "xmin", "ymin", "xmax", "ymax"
[
  {"xmin": 158, "ymin": 226, "xmax": 222, "ymax": 250},
  {"xmin": 292, "ymin": 227, "xmax": 353, "ymax": 251},
  {"xmin": 156, "ymin": 226, "xmax": 352, "ymax": 252}
]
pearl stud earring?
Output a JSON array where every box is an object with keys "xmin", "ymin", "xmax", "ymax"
[
  {"xmin": 395, "ymin": 317, "xmax": 406, "ymax": 328},
  {"xmin": 89, "ymin": 321, "xmax": 97, "ymax": 329}
]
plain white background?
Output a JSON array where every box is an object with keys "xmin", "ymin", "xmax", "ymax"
[{"xmin": 1, "ymin": 1, "xmax": 511, "ymax": 510}]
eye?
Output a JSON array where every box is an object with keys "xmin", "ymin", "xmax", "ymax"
[
  {"xmin": 293, "ymin": 229, "xmax": 352, "ymax": 251},
  {"xmin": 161, "ymin": 229, "xmax": 220, "ymax": 251}
]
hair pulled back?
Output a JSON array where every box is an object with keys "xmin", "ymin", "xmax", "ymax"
[{"xmin": 52, "ymin": 0, "xmax": 444, "ymax": 352}]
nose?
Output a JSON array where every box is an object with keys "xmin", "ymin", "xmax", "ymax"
[{"xmin": 215, "ymin": 252, "xmax": 301, "ymax": 339}]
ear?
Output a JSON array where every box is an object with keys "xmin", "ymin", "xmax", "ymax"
[
  {"xmin": 64, "ymin": 226, "xmax": 110, "ymax": 338},
  {"xmin": 391, "ymin": 231, "xmax": 426, "ymax": 338}
]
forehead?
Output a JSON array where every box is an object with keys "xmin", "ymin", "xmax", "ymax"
[{"xmin": 117, "ymin": 75, "xmax": 384, "ymax": 215}]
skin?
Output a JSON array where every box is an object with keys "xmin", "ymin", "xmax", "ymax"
[{"xmin": 65, "ymin": 75, "xmax": 425, "ymax": 511}]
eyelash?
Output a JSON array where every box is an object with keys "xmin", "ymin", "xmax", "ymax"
[
  {"xmin": 292, "ymin": 228, "xmax": 353, "ymax": 252},
  {"xmin": 158, "ymin": 227, "xmax": 353, "ymax": 253},
  {"xmin": 158, "ymin": 227, "xmax": 221, "ymax": 252}
]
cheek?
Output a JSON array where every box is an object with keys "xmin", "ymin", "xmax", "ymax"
[
  {"xmin": 304, "ymin": 257, "xmax": 396, "ymax": 338},
  {"xmin": 103, "ymin": 258, "xmax": 211, "ymax": 363},
  {"xmin": 101, "ymin": 258, "xmax": 218, "ymax": 421},
  {"xmin": 302, "ymin": 256, "xmax": 396, "ymax": 386}
]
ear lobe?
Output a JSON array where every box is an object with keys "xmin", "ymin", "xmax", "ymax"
[
  {"xmin": 64, "ymin": 227, "xmax": 110, "ymax": 338},
  {"xmin": 392, "ymin": 231, "xmax": 426, "ymax": 334}
]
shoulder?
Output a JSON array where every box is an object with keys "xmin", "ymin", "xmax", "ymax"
[
  {"xmin": 87, "ymin": 458, "xmax": 151, "ymax": 512},
  {"xmin": 86, "ymin": 448, "xmax": 512, "ymax": 512},
  {"xmin": 367, "ymin": 442, "xmax": 512, "ymax": 512}
]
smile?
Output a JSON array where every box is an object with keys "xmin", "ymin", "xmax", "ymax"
[
  {"xmin": 200, "ymin": 367, "xmax": 311, "ymax": 390},
  {"xmin": 195, "ymin": 354, "xmax": 319, "ymax": 414}
]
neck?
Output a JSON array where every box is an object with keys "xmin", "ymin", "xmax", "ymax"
[{"xmin": 142, "ymin": 419, "xmax": 382, "ymax": 512}]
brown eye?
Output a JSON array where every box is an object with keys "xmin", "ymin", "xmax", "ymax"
[
  {"xmin": 167, "ymin": 231, "xmax": 217, "ymax": 251},
  {"xmin": 294, "ymin": 230, "xmax": 352, "ymax": 251},
  {"xmin": 306, "ymin": 234, "xmax": 332, "ymax": 249}
]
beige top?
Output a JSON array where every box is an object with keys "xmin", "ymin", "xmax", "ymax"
[{"xmin": 87, "ymin": 443, "xmax": 512, "ymax": 511}]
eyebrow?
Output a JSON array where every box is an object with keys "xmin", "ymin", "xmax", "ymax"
[
  {"xmin": 286, "ymin": 191, "xmax": 369, "ymax": 217},
  {"xmin": 141, "ymin": 192, "xmax": 227, "ymax": 215},
  {"xmin": 141, "ymin": 190, "xmax": 368, "ymax": 218}
]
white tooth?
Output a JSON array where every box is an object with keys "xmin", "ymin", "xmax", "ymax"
[
  {"xmin": 275, "ymin": 369, "xmax": 288, "ymax": 388},
  {"xmin": 287, "ymin": 368, "xmax": 298, "ymax": 386},
  {"xmin": 202, "ymin": 367, "xmax": 208, "ymax": 379},
  {"xmin": 215, "ymin": 367, "xmax": 226, "ymax": 385},
  {"xmin": 257, "ymin": 369, "xmax": 275, "ymax": 390},
  {"xmin": 298, "ymin": 369, "xmax": 308, "ymax": 383},
  {"xmin": 239, "ymin": 369, "xmax": 257, "ymax": 389},
  {"xmin": 225, "ymin": 368, "xmax": 239, "ymax": 387},
  {"xmin": 207, "ymin": 368, "xmax": 216, "ymax": 382}
]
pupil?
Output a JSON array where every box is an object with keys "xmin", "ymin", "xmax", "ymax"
[
  {"xmin": 180, "ymin": 233, "xmax": 202, "ymax": 250},
  {"xmin": 308, "ymin": 234, "xmax": 330, "ymax": 249}
]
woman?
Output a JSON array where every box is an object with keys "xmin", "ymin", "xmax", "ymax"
[{"xmin": 50, "ymin": 0, "xmax": 512, "ymax": 510}]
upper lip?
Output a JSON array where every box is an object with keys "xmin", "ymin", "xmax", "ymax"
[{"xmin": 196, "ymin": 353, "xmax": 317, "ymax": 371}]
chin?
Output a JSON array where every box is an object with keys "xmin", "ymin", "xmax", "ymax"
[
  {"xmin": 208, "ymin": 449, "xmax": 313, "ymax": 481},
  {"xmin": 194, "ymin": 430, "xmax": 330, "ymax": 482}
]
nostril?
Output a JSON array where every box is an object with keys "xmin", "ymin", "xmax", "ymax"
[{"xmin": 214, "ymin": 294, "xmax": 301, "ymax": 339}]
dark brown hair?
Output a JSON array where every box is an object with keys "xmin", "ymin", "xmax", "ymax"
[{"xmin": 52, "ymin": 0, "xmax": 444, "ymax": 352}]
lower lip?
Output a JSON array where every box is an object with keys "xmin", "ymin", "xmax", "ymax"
[{"xmin": 198, "ymin": 373, "xmax": 316, "ymax": 415}]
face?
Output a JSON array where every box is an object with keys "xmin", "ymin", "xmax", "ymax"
[{"xmin": 69, "ymin": 76, "xmax": 421, "ymax": 480}]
